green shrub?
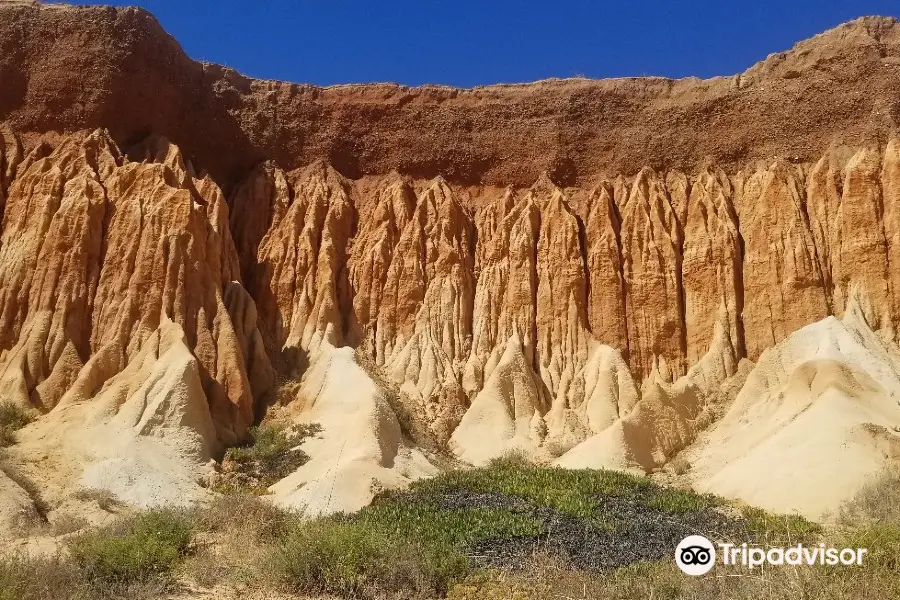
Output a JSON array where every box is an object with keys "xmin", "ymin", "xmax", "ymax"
[
  {"xmin": 218, "ymin": 423, "xmax": 321, "ymax": 492},
  {"xmin": 0, "ymin": 400, "xmax": 33, "ymax": 447},
  {"xmin": 485, "ymin": 449, "xmax": 532, "ymax": 470},
  {"xmin": 68, "ymin": 509, "xmax": 193, "ymax": 584},
  {"xmin": 270, "ymin": 519, "xmax": 468, "ymax": 599}
]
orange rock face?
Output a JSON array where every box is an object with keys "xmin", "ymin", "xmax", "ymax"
[
  {"xmin": 584, "ymin": 182, "xmax": 627, "ymax": 354},
  {"xmin": 620, "ymin": 168, "xmax": 685, "ymax": 380},
  {"xmin": 0, "ymin": 130, "xmax": 272, "ymax": 445},
  {"xmin": 738, "ymin": 160, "xmax": 830, "ymax": 361},
  {"xmin": 7, "ymin": 126, "xmax": 900, "ymax": 453},
  {"xmin": 5, "ymin": 7, "xmax": 900, "ymax": 455},
  {"xmin": 682, "ymin": 170, "xmax": 742, "ymax": 369}
]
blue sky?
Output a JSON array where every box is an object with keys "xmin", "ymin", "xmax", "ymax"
[{"xmin": 54, "ymin": 0, "xmax": 900, "ymax": 87}]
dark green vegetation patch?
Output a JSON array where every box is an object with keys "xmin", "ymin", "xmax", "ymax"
[{"xmin": 268, "ymin": 458, "xmax": 821, "ymax": 597}]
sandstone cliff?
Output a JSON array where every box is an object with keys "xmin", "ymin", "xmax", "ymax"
[
  {"xmin": 0, "ymin": 129, "xmax": 273, "ymax": 446},
  {"xmin": 3, "ymin": 4, "xmax": 900, "ymax": 520},
  {"xmin": 6, "ymin": 123, "xmax": 900, "ymax": 454}
]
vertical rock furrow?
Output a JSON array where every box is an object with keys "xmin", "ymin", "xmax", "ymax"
[
  {"xmin": 585, "ymin": 181, "xmax": 628, "ymax": 355},
  {"xmin": 621, "ymin": 167, "xmax": 686, "ymax": 381},
  {"xmin": 806, "ymin": 149, "xmax": 846, "ymax": 310},
  {"xmin": 682, "ymin": 169, "xmax": 742, "ymax": 368},
  {"xmin": 348, "ymin": 172, "xmax": 415, "ymax": 357},
  {"xmin": 0, "ymin": 131, "xmax": 116, "ymax": 410},
  {"xmin": 0, "ymin": 127, "xmax": 22, "ymax": 225},
  {"xmin": 381, "ymin": 177, "xmax": 475, "ymax": 443},
  {"xmin": 466, "ymin": 191, "xmax": 540, "ymax": 399},
  {"xmin": 87, "ymin": 136, "xmax": 270, "ymax": 443},
  {"xmin": 882, "ymin": 140, "xmax": 900, "ymax": 337},
  {"xmin": 229, "ymin": 163, "xmax": 291, "ymax": 294},
  {"xmin": 534, "ymin": 183, "xmax": 590, "ymax": 401},
  {"xmin": 739, "ymin": 160, "xmax": 829, "ymax": 360},
  {"xmin": 234, "ymin": 161, "xmax": 353, "ymax": 368},
  {"xmin": 832, "ymin": 148, "xmax": 891, "ymax": 328}
]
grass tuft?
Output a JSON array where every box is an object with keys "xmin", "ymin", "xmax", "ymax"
[
  {"xmin": 838, "ymin": 467, "xmax": 900, "ymax": 524},
  {"xmin": 0, "ymin": 555, "xmax": 89, "ymax": 600},
  {"xmin": 740, "ymin": 505, "xmax": 822, "ymax": 545},
  {"xmin": 68, "ymin": 509, "xmax": 193, "ymax": 585}
]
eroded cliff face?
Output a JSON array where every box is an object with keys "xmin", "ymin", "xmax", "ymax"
[
  {"xmin": 0, "ymin": 130, "xmax": 273, "ymax": 446},
  {"xmin": 6, "ymin": 124, "xmax": 900, "ymax": 460},
  {"xmin": 4, "ymin": 6, "xmax": 900, "ymax": 480}
]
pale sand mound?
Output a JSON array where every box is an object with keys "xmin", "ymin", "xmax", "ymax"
[
  {"xmin": 449, "ymin": 333, "xmax": 545, "ymax": 465},
  {"xmin": 555, "ymin": 317, "xmax": 742, "ymax": 472},
  {"xmin": 687, "ymin": 296, "xmax": 900, "ymax": 519},
  {"xmin": 7, "ymin": 319, "xmax": 217, "ymax": 519},
  {"xmin": 450, "ymin": 333, "xmax": 639, "ymax": 466},
  {"xmin": 269, "ymin": 344, "xmax": 437, "ymax": 517}
]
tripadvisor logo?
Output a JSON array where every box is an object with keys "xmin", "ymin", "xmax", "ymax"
[
  {"xmin": 675, "ymin": 535, "xmax": 868, "ymax": 575},
  {"xmin": 676, "ymin": 535, "xmax": 716, "ymax": 575}
]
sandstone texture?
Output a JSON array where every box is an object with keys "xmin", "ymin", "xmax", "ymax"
[{"xmin": 2, "ymin": 4, "xmax": 900, "ymax": 522}]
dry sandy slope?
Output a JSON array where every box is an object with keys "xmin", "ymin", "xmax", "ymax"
[
  {"xmin": 0, "ymin": 320, "xmax": 219, "ymax": 542},
  {"xmin": 686, "ymin": 293, "xmax": 900, "ymax": 519},
  {"xmin": 269, "ymin": 343, "xmax": 438, "ymax": 516}
]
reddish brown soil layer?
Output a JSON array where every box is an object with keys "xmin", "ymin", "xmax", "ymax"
[{"xmin": 1, "ymin": 3, "xmax": 899, "ymax": 187}]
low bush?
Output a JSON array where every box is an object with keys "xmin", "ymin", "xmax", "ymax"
[
  {"xmin": 0, "ymin": 400, "xmax": 33, "ymax": 447},
  {"xmin": 192, "ymin": 492, "xmax": 297, "ymax": 541},
  {"xmin": 217, "ymin": 422, "xmax": 320, "ymax": 493},
  {"xmin": 68, "ymin": 509, "xmax": 193, "ymax": 585}
]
